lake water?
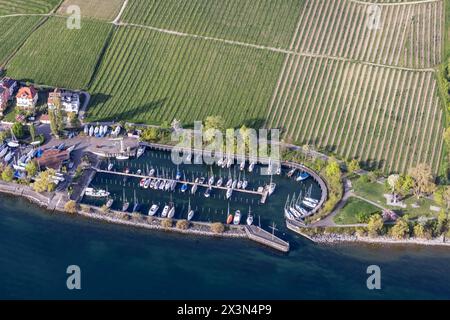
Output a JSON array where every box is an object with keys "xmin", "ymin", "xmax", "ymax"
[{"xmin": 1, "ymin": 193, "xmax": 450, "ymax": 299}]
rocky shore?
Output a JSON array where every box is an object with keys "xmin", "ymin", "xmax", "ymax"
[{"xmin": 311, "ymin": 233, "xmax": 450, "ymax": 247}]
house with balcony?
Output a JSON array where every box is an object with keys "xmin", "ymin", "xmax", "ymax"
[
  {"xmin": 48, "ymin": 88, "xmax": 80, "ymax": 114},
  {"xmin": 0, "ymin": 77, "xmax": 18, "ymax": 115},
  {"xmin": 16, "ymin": 86, "xmax": 38, "ymax": 113}
]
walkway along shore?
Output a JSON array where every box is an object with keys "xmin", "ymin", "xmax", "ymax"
[{"xmin": 0, "ymin": 180, "xmax": 289, "ymax": 253}]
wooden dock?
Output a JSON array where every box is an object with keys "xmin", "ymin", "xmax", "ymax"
[
  {"xmin": 245, "ymin": 225, "xmax": 289, "ymax": 252},
  {"xmin": 94, "ymin": 168, "xmax": 266, "ymax": 199}
]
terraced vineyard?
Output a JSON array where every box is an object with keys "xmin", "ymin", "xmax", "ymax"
[
  {"xmin": 6, "ymin": 17, "xmax": 112, "ymax": 90},
  {"xmin": 121, "ymin": 0, "xmax": 305, "ymax": 48},
  {"xmin": 0, "ymin": 0, "xmax": 59, "ymax": 15},
  {"xmin": 0, "ymin": 16, "xmax": 43, "ymax": 65},
  {"xmin": 88, "ymin": 27, "xmax": 284, "ymax": 126}
]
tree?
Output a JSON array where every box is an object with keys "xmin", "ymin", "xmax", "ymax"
[
  {"xmin": 347, "ymin": 159, "xmax": 360, "ymax": 174},
  {"xmin": 49, "ymin": 110, "xmax": 59, "ymax": 137},
  {"xmin": 64, "ymin": 200, "xmax": 78, "ymax": 214},
  {"xmin": 11, "ymin": 122, "xmax": 24, "ymax": 139},
  {"xmin": 141, "ymin": 127, "xmax": 160, "ymax": 142},
  {"xmin": 434, "ymin": 186, "xmax": 450, "ymax": 213},
  {"xmin": 387, "ymin": 174, "xmax": 400, "ymax": 200},
  {"xmin": 32, "ymin": 169, "xmax": 56, "ymax": 193},
  {"xmin": 398, "ymin": 175, "xmax": 414, "ymax": 197},
  {"xmin": 0, "ymin": 130, "xmax": 9, "ymax": 143},
  {"xmin": 211, "ymin": 222, "xmax": 225, "ymax": 234},
  {"xmin": 408, "ymin": 164, "xmax": 436, "ymax": 199},
  {"xmin": 390, "ymin": 217, "xmax": 410, "ymax": 239},
  {"xmin": 413, "ymin": 224, "xmax": 429, "ymax": 239},
  {"xmin": 435, "ymin": 210, "xmax": 449, "ymax": 236},
  {"xmin": 204, "ymin": 115, "xmax": 224, "ymax": 142},
  {"xmin": 367, "ymin": 214, "xmax": 384, "ymax": 237},
  {"xmin": 176, "ymin": 219, "xmax": 190, "ymax": 230},
  {"xmin": 325, "ymin": 158, "xmax": 341, "ymax": 181},
  {"xmin": 356, "ymin": 211, "xmax": 372, "ymax": 223},
  {"xmin": 67, "ymin": 112, "xmax": 80, "ymax": 128},
  {"xmin": 1, "ymin": 166, "xmax": 14, "ymax": 182},
  {"xmin": 29, "ymin": 124, "xmax": 36, "ymax": 142},
  {"xmin": 161, "ymin": 218, "xmax": 173, "ymax": 229},
  {"xmin": 444, "ymin": 127, "xmax": 450, "ymax": 150},
  {"xmin": 25, "ymin": 160, "xmax": 39, "ymax": 178}
]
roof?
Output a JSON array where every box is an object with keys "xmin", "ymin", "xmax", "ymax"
[
  {"xmin": 37, "ymin": 149, "xmax": 70, "ymax": 170},
  {"xmin": 1, "ymin": 77, "xmax": 17, "ymax": 89},
  {"xmin": 48, "ymin": 88, "xmax": 61, "ymax": 105},
  {"xmin": 16, "ymin": 86, "xmax": 37, "ymax": 99}
]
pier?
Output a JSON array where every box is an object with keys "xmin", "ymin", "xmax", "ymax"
[
  {"xmin": 94, "ymin": 168, "xmax": 268, "ymax": 201},
  {"xmin": 245, "ymin": 225, "xmax": 290, "ymax": 252}
]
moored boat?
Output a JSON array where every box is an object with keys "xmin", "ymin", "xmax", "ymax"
[
  {"xmin": 149, "ymin": 204, "xmax": 159, "ymax": 216},
  {"xmin": 233, "ymin": 210, "xmax": 241, "ymax": 225}
]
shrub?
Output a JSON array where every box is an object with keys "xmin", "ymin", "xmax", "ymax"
[
  {"xmin": 211, "ymin": 222, "xmax": 225, "ymax": 234},
  {"xmin": 176, "ymin": 220, "xmax": 190, "ymax": 230},
  {"xmin": 161, "ymin": 218, "xmax": 173, "ymax": 228},
  {"xmin": 64, "ymin": 200, "xmax": 78, "ymax": 214}
]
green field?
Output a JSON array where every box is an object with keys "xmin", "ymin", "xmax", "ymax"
[
  {"xmin": 88, "ymin": 26, "xmax": 284, "ymax": 126},
  {"xmin": 6, "ymin": 17, "xmax": 112, "ymax": 89},
  {"xmin": 0, "ymin": 0, "xmax": 60, "ymax": 15},
  {"xmin": 122, "ymin": 0, "xmax": 304, "ymax": 48},
  {"xmin": 0, "ymin": 16, "xmax": 43, "ymax": 65},
  {"xmin": 333, "ymin": 198, "xmax": 380, "ymax": 225}
]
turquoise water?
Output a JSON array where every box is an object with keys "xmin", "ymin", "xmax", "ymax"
[{"xmin": 1, "ymin": 194, "xmax": 450, "ymax": 299}]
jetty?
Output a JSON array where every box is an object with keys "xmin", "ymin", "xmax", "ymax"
[
  {"xmin": 245, "ymin": 225, "xmax": 289, "ymax": 252},
  {"xmin": 94, "ymin": 168, "xmax": 267, "ymax": 201}
]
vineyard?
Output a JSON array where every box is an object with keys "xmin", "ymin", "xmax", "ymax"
[
  {"xmin": 57, "ymin": 0, "xmax": 125, "ymax": 21},
  {"xmin": 0, "ymin": 0, "xmax": 59, "ymax": 15},
  {"xmin": 87, "ymin": 26, "xmax": 284, "ymax": 127},
  {"xmin": 0, "ymin": 16, "xmax": 42, "ymax": 65},
  {"xmin": 121, "ymin": 0, "xmax": 305, "ymax": 48},
  {"xmin": 6, "ymin": 17, "xmax": 112, "ymax": 90}
]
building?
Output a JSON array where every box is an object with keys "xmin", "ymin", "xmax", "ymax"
[
  {"xmin": 16, "ymin": 86, "xmax": 38, "ymax": 112},
  {"xmin": 37, "ymin": 149, "xmax": 70, "ymax": 170},
  {"xmin": 48, "ymin": 88, "xmax": 80, "ymax": 114},
  {"xmin": 0, "ymin": 77, "xmax": 18, "ymax": 115}
]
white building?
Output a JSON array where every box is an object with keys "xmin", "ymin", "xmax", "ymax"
[{"xmin": 48, "ymin": 89, "xmax": 80, "ymax": 114}]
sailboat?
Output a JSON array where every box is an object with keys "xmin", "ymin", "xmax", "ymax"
[
  {"xmin": 136, "ymin": 145, "xmax": 146, "ymax": 158},
  {"xmin": 180, "ymin": 173, "xmax": 188, "ymax": 192},
  {"xmin": 226, "ymin": 188, "xmax": 233, "ymax": 199},
  {"xmin": 242, "ymin": 171, "xmax": 248, "ymax": 189},
  {"xmin": 187, "ymin": 199, "xmax": 194, "ymax": 221},
  {"xmin": 122, "ymin": 189, "xmax": 130, "ymax": 212},
  {"xmin": 175, "ymin": 166, "xmax": 181, "ymax": 180},
  {"xmin": 191, "ymin": 179, "xmax": 198, "ymax": 194},
  {"xmin": 106, "ymin": 197, "xmax": 114, "ymax": 209},
  {"xmin": 239, "ymin": 159, "xmax": 245, "ymax": 171},
  {"xmin": 216, "ymin": 177, "xmax": 223, "ymax": 187},
  {"xmin": 204, "ymin": 187, "xmax": 212, "ymax": 198},
  {"xmin": 116, "ymin": 138, "xmax": 129, "ymax": 160},
  {"xmin": 226, "ymin": 157, "xmax": 233, "ymax": 168},
  {"xmin": 226, "ymin": 203, "xmax": 233, "ymax": 224},
  {"xmin": 7, "ymin": 127, "xmax": 19, "ymax": 148},
  {"xmin": 287, "ymin": 167, "xmax": 296, "ymax": 177},
  {"xmin": 208, "ymin": 167, "xmax": 215, "ymax": 185},
  {"xmin": 246, "ymin": 207, "xmax": 253, "ymax": 226},
  {"xmin": 268, "ymin": 175, "xmax": 276, "ymax": 195},
  {"xmin": 284, "ymin": 195, "xmax": 294, "ymax": 220},
  {"xmin": 237, "ymin": 172, "xmax": 242, "ymax": 189},
  {"xmin": 248, "ymin": 161, "xmax": 255, "ymax": 173},
  {"xmin": 132, "ymin": 190, "xmax": 140, "ymax": 213},
  {"xmin": 167, "ymin": 203, "xmax": 175, "ymax": 218},
  {"xmin": 161, "ymin": 205, "xmax": 170, "ymax": 218},
  {"xmin": 233, "ymin": 210, "xmax": 241, "ymax": 225}
]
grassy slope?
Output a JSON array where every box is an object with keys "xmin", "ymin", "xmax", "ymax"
[
  {"xmin": 121, "ymin": 0, "xmax": 304, "ymax": 48},
  {"xmin": 57, "ymin": 0, "xmax": 125, "ymax": 21},
  {"xmin": 333, "ymin": 198, "xmax": 380, "ymax": 225},
  {"xmin": 6, "ymin": 17, "xmax": 112, "ymax": 90},
  {"xmin": 0, "ymin": 16, "xmax": 43, "ymax": 66},
  {"xmin": 87, "ymin": 26, "xmax": 285, "ymax": 126},
  {"xmin": 0, "ymin": 0, "xmax": 60, "ymax": 15}
]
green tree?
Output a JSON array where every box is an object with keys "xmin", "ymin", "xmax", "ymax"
[
  {"xmin": 11, "ymin": 122, "xmax": 24, "ymax": 139},
  {"xmin": 32, "ymin": 169, "xmax": 56, "ymax": 193},
  {"xmin": 64, "ymin": 200, "xmax": 78, "ymax": 214},
  {"xmin": 141, "ymin": 127, "xmax": 160, "ymax": 142},
  {"xmin": 67, "ymin": 112, "xmax": 79, "ymax": 128},
  {"xmin": 325, "ymin": 158, "xmax": 341, "ymax": 181},
  {"xmin": 29, "ymin": 124, "xmax": 36, "ymax": 142},
  {"xmin": 413, "ymin": 224, "xmax": 427, "ymax": 239},
  {"xmin": 0, "ymin": 131, "xmax": 9, "ymax": 143},
  {"xmin": 390, "ymin": 217, "xmax": 410, "ymax": 239},
  {"xmin": 49, "ymin": 110, "xmax": 59, "ymax": 137},
  {"xmin": 1, "ymin": 166, "xmax": 14, "ymax": 182},
  {"xmin": 435, "ymin": 210, "xmax": 449, "ymax": 236},
  {"xmin": 444, "ymin": 127, "xmax": 450, "ymax": 150},
  {"xmin": 367, "ymin": 214, "xmax": 384, "ymax": 237},
  {"xmin": 347, "ymin": 159, "xmax": 360, "ymax": 174},
  {"xmin": 25, "ymin": 160, "xmax": 39, "ymax": 178},
  {"xmin": 204, "ymin": 115, "xmax": 224, "ymax": 142}
]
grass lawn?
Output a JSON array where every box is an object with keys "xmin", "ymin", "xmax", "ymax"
[
  {"xmin": 333, "ymin": 197, "xmax": 381, "ymax": 225},
  {"xmin": 57, "ymin": 0, "xmax": 125, "ymax": 21},
  {"xmin": 6, "ymin": 17, "xmax": 112, "ymax": 90},
  {"xmin": 0, "ymin": 0, "xmax": 60, "ymax": 15},
  {"xmin": 351, "ymin": 176, "xmax": 441, "ymax": 219}
]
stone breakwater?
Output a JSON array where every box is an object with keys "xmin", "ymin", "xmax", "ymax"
[{"xmin": 311, "ymin": 233, "xmax": 450, "ymax": 247}]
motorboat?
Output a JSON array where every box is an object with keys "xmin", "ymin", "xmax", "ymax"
[
  {"xmin": 148, "ymin": 204, "xmax": 159, "ymax": 216},
  {"xmin": 239, "ymin": 161, "xmax": 245, "ymax": 171},
  {"xmin": 268, "ymin": 182, "xmax": 276, "ymax": 195},
  {"xmin": 149, "ymin": 168, "xmax": 155, "ymax": 177},
  {"xmin": 139, "ymin": 178, "xmax": 146, "ymax": 188},
  {"xmin": 161, "ymin": 205, "xmax": 170, "ymax": 218},
  {"xmin": 89, "ymin": 126, "xmax": 94, "ymax": 137},
  {"xmin": 216, "ymin": 177, "xmax": 223, "ymax": 187},
  {"xmin": 180, "ymin": 182, "xmax": 188, "ymax": 193},
  {"xmin": 226, "ymin": 178, "xmax": 233, "ymax": 188},
  {"xmin": 226, "ymin": 188, "xmax": 233, "ymax": 199},
  {"xmin": 226, "ymin": 158, "xmax": 233, "ymax": 168},
  {"xmin": 144, "ymin": 178, "xmax": 151, "ymax": 189},
  {"xmin": 136, "ymin": 146, "xmax": 145, "ymax": 158},
  {"xmin": 167, "ymin": 204, "xmax": 175, "ymax": 219},
  {"xmin": 204, "ymin": 187, "xmax": 212, "ymax": 198},
  {"xmin": 287, "ymin": 168, "xmax": 296, "ymax": 177},
  {"xmin": 199, "ymin": 177, "xmax": 206, "ymax": 185},
  {"xmin": 208, "ymin": 175, "xmax": 215, "ymax": 186},
  {"xmin": 296, "ymin": 172, "xmax": 310, "ymax": 181},
  {"xmin": 233, "ymin": 210, "xmax": 241, "ymax": 225},
  {"xmin": 107, "ymin": 163, "xmax": 114, "ymax": 171},
  {"xmin": 248, "ymin": 161, "xmax": 255, "ymax": 173},
  {"xmin": 85, "ymin": 187, "xmax": 110, "ymax": 198},
  {"xmin": 242, "ymin": 180, "xmax": 248, "ymax": 189},
  {"xmin": 164, "ymin": 180, "xmax": 172, "ymax": 191},
  {"xmin": 191, "ymin": 183, "xmax": 198, "ymax": 194},
  {"xmin": 187, "ymin": 199, "xmax": 194, "ymax": 221},
  {"xmin": 246, "ymin": 207, "xmax": 253, "ymax": 226}
]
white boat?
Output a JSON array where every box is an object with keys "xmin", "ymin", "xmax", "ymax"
[
  {"xmin": 187, "ymin": 199, "xmax": 194, "ymax": 221},
  {"xmin": 287, "ymin": 168, "xmax": 296, "ymax": 177},
  {"xmin": 94, "ymin": 126, "xmax": 99, "ymax": 136},
  {"xmin": 216, "ymin": 178, "xmax": 223, "ymax": 187},
  {"xmin": 226, "ymin": 157, "xmax": 233, "ymax": 168},
  {"xmin": 233, "ymin": 210, "xmax": 241, "ymax": 225},
  {"xmin": 191, "ymin": 183, "xmax": 198, "ymax": 194},
  {"xmin": 237, "ymin": 181, "xmax": 243, "ymax": 189},
  {"xmin": 148, "ymin": 204, "xmax": 159, "ymax": 216},
  {"xmin": 103, "ymin": 125, "xmax": 108, "ymax": 135},
  {"xmin": 7, "ymin": 141, "xmax": 19, "ymax": 148},
  {"xmin": 208, "ymin": 176, "xmax": 214, "ymax": 186},
  {"xmin": 112, "ymin": 126, "xmax": 121, "ymax": 136},
  {"xmin": 159, "ymin": 180, "xmax": 166, "ymax": 190},
  {"xmin": 167, "ymin": 205, "xmax": 175, "ymax": 218},
  {"xmin": 136, "ymin": 146, "xmax": 145, "ymax": 158},
  {"xmin": 170, "ymin": 180, "xmax": 177, "ymax": 191},
  {"xmin": 84, "ymin": 125, "xmax": 89, "ymax": 135},
  {"xmin": 248, "ymin": 162, "xmax": 255, "ymax": 172},
  {"xmin": 204, "ymin": 187, "xmax": 212, "ymax": 198},
  {"xmin": 268, "ymin": 183, "xmax": 276, "ymax": 195},
  {"xmin": 185, "ymin": 153, "xmax": 192, "ymax": 163},
  {"xmin": 98, "ymin": 126, "xmax": 104, "ymax": 137},
  {"xmin": 144, "ymin": 178, "xmax": 151, "ymax": 189},
  {"xmin": 85, "ymin": 187, "xmax": 110, "ymax": 198},
  {"xmin": 231, "ymin": 180, "xmax": 237, "ymax": 189},
  {"xmin": 149, "ymin": 169, "xmax": 155, "ymax": 177},
  {"xmin": 4, "ymin": 152, "xmax": 13, "ymax": 163},
  {"xmin": 242, "ymin": 180, "xmax": 248, "ymax": 189},
  {"xmin": 217, "ymin": 158, "xmax": 224, "ymax": 167},
  {"xmin": 116, "ymin": 154, "xmax": 129, "ymax": 160},
  {"xmin": 89, "ymin": 126, "xmax": 94, "ymax": 137},
  {"xmin": 164, "ymin": 180, "xmax": 172, "ymax": 191},
  {"xmin": 226, "ymin": 178, "xmax": 233, "ymax": 188},
  {"xmin": 226, "ymin": 188, "xmax": 233, "ymax": 199},
  {"xmin": 246, "ymin": 207, "xmax": 253, "ymax": 226},
  {"xmin": 106, "ymin": 198, "xmax": 114, "ymax": 208},
  {"xmin": 161, "ymin": 205, "xmax": 170, "ymax": 218},
  {"xmin": 239, "ymin": 161, "xmax": 245, "ymax": 171},
  {"xmin": 305, "ymin": 197, "xmax": 319, "ymax": 204},
  {"xmin": 302, "ymin": 199, "xmax": 317, "ymax": 209},
  {"xmin": 107, "ymin": 163, "xmax": 114, "ymax": 171}
]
